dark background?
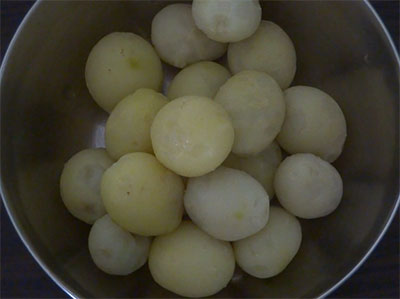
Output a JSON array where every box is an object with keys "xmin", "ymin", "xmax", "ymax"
[{"xmin": 1, "ymin": 1, "xmax": 399, "ymax": 298}]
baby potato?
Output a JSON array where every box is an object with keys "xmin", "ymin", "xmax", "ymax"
[
  {"xmin": 228, "ymin": 21, "xmax": 296, "ymax": 89},
  {"xmin": 223, "ymin": 141, "xmax": 282, "ymax": 198},
  {"xmin": 234, "ymin": 206, "xmax": 302, "ymax": 278},
  {"xmin": 151, "ymin": 96, "xmax": 234, "ymax": 177},
  {"xmin": 101, "ymin": 152, "xmax": 184, "ymax": 236},
  {"xmin": 184, "ymin": 167, "xmax": 269, "ymax": 241},
  {"xmin": 277, "ymin": 86, "xmax": 347, "ymax": 162},
  {"xmin": 60, "ymin": 148, "xmax": 113, "ymax": 224},
  {"xmin": 215, "ymin": 70, "xmax": 285, "ymax": 155},
  {"xmin": 148, "ymin": 221, "xmax": 235, "ymax": 297},
  {"xmin": 85, "ymin": 32, "xmax": 163, "ymax": 112},
  {"xmin": 105, "ymin": 88, "xmax": 168, "ymax": 160},
  {"xmin": 151, "ymin": 4, "xmax": 227, "ymax": 68},
  {"xmin": 88, "ymin": 215, "xmax": 151, "ymax": 275},
  {"xmin": 167, "ymin": 61, "xmax": 230, "ymax": 100},
  {"xmin": 274, "ymin": 153, "xmax": 343, "ymax": 219},
  {"xmin": 192, "ymin": 0, "xmax": 261, "ymax": 43}
]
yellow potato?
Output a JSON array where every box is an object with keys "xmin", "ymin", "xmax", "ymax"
[
  {"xmin": 105, "ymin": 88, "xmax": 168, "ymax": 160},
  {"xmin": 274, "ymin": 153, "xmax": 343, "ymax": 219},
  {"xmin": 85, "ymin": 32, "xmax": 163, "ymax": 112},
  {"xmin": 101, "ymin": 152, "xmax": 184, "ymax": 236},
  {"xmin": 167, "ymin": 61, "xmax": 230, "ymax": 100},
  {"xmin": 234, "ymin": 206, "xmax": 302, "ymax": 278},
  {"xmin": 88, "ymin": 215, "xmax": 151, "ymax": 275},
  {"xmin": 184, "ymin": 167, "xmax": 270, "ymax": 241},
  {"xmin": 228, "ymin": 21, "xmax": 296, "ymax": 89},
  {"xmin": 60, "ymin": 148, "xmax": 114, "ymax": 224},
  {"xmin": 149, "ymin": 221, "xmax": 235, "ymax": 297},
  {"xmin": 151, "ymin": 96, "xmax": 234, "ymax": 177},
  {"xmin": 192, "ymin": 0, "xmax": 261, "ymax": 42},
  {"xmin": 277, "ymin": 86, "xmax": 347, "ymax": 162},
  {"xmin": 215, "ymin": 70, "xmax": 285, "ymax": 155},
  {"xmin": 223, "ymin": 141, "xmax": 282, "ymax": 197},
  {"xmin": 151, "ymin": 4, "xmax": 227, "ymax": 68}
]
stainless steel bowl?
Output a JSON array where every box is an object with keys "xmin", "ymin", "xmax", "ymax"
[{"xmin": 1, "ymin": 0, "xmax": 399, "ymax": 297}]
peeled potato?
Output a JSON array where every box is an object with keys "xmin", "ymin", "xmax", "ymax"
[
  {"xmin": 167, "ymin": 61, "xmax": 230, "ymax": 100},
  {"xmin": 228, "ymin": 21, "xmax": 296, "ymax": 89},
  {"xmin": 192, "ymin": 0, "xmax": 261, "ymax": 42},
  {"xmin": 274, "ymin": 153, "xmax": 343, "ymax": 219},
  {"xmin": 223, "ymin": 141, "xmax": 282, "ymax": 198},
  {"xmin": 85, "ymin": 32, "xmax": 163, "ymax": 112},
  {"xmin": 88, "ymin": 215, "xmax": 151, "ymax": 275},
  {"xmin": 151, "ymin": 4, "xmax": 227, "ymax": 68},
  {"xmin": 60, "ymin": 148, "xmax": 113, "ymax": 224},
  {"xmin": 151, "ymin": 96, "xmax": 234, "ymax": 177},
  {"xmin": 101, "ymin": 152, "xmax": 184, "ymax": 236},
  {"xmin": 105, "ymin": 88, "xmax": 168, "ymax": 160},
  {"xmin": 277, "ymin": 86, "xmax": 347, "ymax": 162},
  {"xmin": 184, "ymin": 167, "xmax": 269, "ymax": 241},
  {"xmin": 215, "ymin": 70, "xmax": 285, "ymax": 155},
  {"xmin": 149, "ymin": 221, "xmax": 235, "ymax": 297},
  {"xmin": 234, "ymin": 206, "xmax": 302, "ymax": 278}
]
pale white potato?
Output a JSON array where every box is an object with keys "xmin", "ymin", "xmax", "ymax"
[
  {"xmin": 167, "ymin": 61, "xmax": 230, "ymax": 100},
  {"xmin": 215, "ymin": 70, "xmax": 285, "ymax": 155},
  {"xmin": 85, "ymin": 32, "xmax": 163, "ymax": 112},
  {"xmin": 184, "ymin": 167, "xmax": 269, "ymax": 241},
  {"xmin": 151, "ymin": 96, "xmax": 234, "ymax": 177},
  {"xmin": 148, "ymin": 221, "xmax": 235, "ymax": 297},
  {"xmin": 274, "ymin": 153, "xmax": 343, "ymax": 219},
  {"xmin": 88, "ymin": 215, "xmax": 151, "ymax": 275},
  {"xmin": 228, "ymin": 21, "xmax": 296, "ymax": 89},
  {"xmin": 105, "ymin": 88, "xmax": 168, "ymax": 160},
  {"xmin": 223, "ymin": 141, "xmax": 282, "ymax": 198},
  {"xmin": 277, "ymin": 86, "xmax": 347, "ymax": 162},
  {"xmin": 151, "ymin": 4, "xmax": 227, "ymax": 68},
  {"xmin": 60, "ymin": 148, "xmax": 113, "ymax": 224},
  {"xmin": 101, "ymin": 152, "xmax": 184, "ymax": 236},
  {"xmin": 234, "ymin": 206, "xmax": 302, "ymax": 278},
  {"xmin": 192, "ymin": 0, "xmax": 261, "ymax": 42}
]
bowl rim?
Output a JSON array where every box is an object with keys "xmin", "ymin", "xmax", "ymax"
[{"xmin": 0, "ymin": 0, "xmax": 399, "ymax": 298}]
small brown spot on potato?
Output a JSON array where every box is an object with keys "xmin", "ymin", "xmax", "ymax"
[
  {"xmin": 100, "ymin": 249, "xmax": 112, "ymax": 258},
  {"xmin": 234, "ymin": 211, "xmax": 244, "ymax": 220},
  {"xmin": 83, "ymin": 204, "xmax": 94, "ymax": 214},
  {"xmin": 129, "ymin": 57, "xmax": 139, "ymax": 68}
]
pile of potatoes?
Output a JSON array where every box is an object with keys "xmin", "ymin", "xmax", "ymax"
[{"xmin": 60, "ymin": 1, "xmax": 347, "ymax": 297}]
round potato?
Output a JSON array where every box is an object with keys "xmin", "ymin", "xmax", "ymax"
[
  {"xmin": 105, "ymin": 88, "xmax": 168, "ymax": 160},
  {"xmin": 85, "ymin": 32, "xmax": 163, "ymax": 112},
  {"xmin": 192, "ymin": 0, "xmax": 261, "ymax": 42},
  {"xmin": 184, "ymin": 167, "xmax": 269, "ymax": 241},
  {"xmin": 167, "ymin": 61, "xmax": 230, "ymax": 100},
  {"xmin": 149, "ymin": 221, "xmax": 235, "ymax": 297},
  {"xmin": 223, "ymin": 141, "xmax": 282, "ymax": 198},
  {"xmin": 151, "ymin": 96, "xmax": 234, "ymax": 177},
  {"xmin": 277, "ymin": 86, "xmax": 347, "ymax": 162},
  {"xmin": 234, "ymin": 206, "xmax": 302, "ymax": 278},
  {"xmin": 228, "ymin": 21, "xmax": 296, "ymax": 89},
  {"xmin": 274, "ymin": 153, "xmax": 343, "ymax": 219},
  {"xmin": 151, "ymin": 4, "xmax": 227, "ymax": 68},
  {"xmin": 215, "ymin": 70, "xmax": 285, "ymax": 155},
  {"xmin": 88, "ymin": 215, "xmax": 151, "ymax": 275},
  {"xmin": 101, "ymin": 152, "xmax": 184, "ymax": 236},
  {"xmin": 60, "ymin": 148, "xmax": 114, "ymax": 224}
]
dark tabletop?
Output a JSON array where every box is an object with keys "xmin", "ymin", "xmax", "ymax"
[{"xmin": 1, "ymin": 1, "xmax": 399, "ymax": 298}]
